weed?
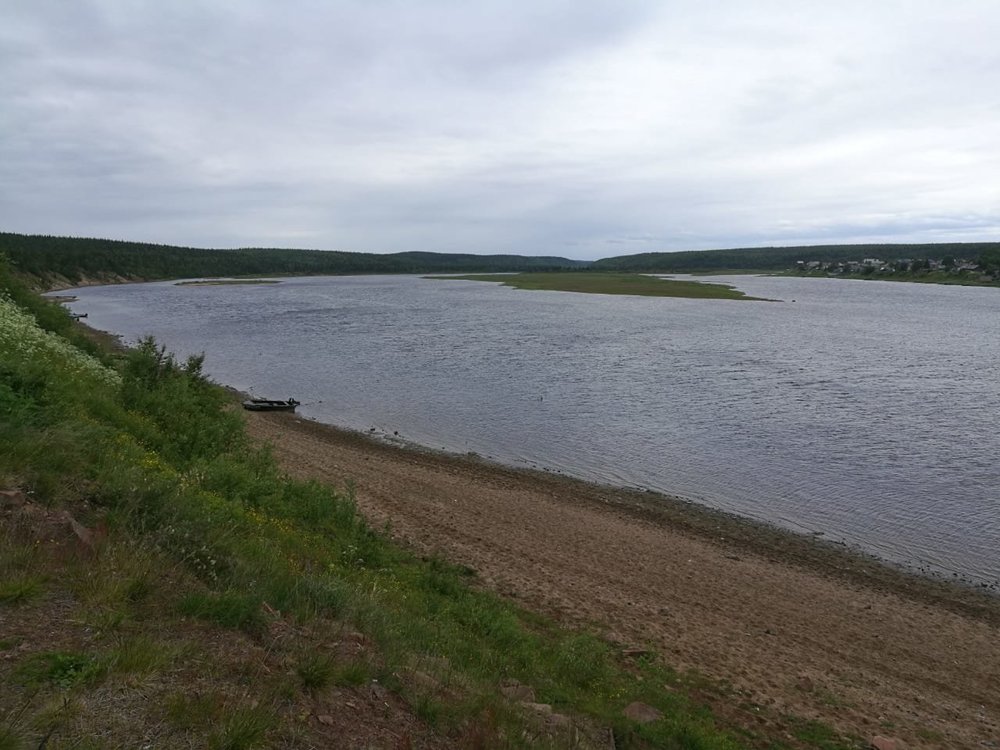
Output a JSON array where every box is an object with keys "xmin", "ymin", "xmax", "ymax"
[
  {"xmin": 13, "ymin": 652, "xmax": 104, "ymax": 690},
  {"xmin": 178, "ymin": 590, "xmax": 262, "ymax": 632},
  {"xmin": 0, "ymin": 727, "xmax": 29, "ymax": 750},
  {"xmin": 207, "ymin": 706, "xmax": 274, "ymax": 750},
  {"xmin": 414, "ymin": 694, "xmax": 442, "ymax": 727},
  {"xmin": 105, "ymin": 635, "xmax": 177, "ymax": 677},
  {"xmin": 164, "ymin": 691, "xmax": 225, "ymax": 730},
  {"xmin": 295, "ymin": 652, "xmax": 335, "ymax": 692},
  {"xmin": 333, "ymin": 659, "xmax": 371, "ymax": 688},
  {"xmin": 0, "ymin": 576, "xmax": 42, "ymax": 605},
  {"xmin": 916, "ymin": 727, "xmax": 945, "ymax": 742}
]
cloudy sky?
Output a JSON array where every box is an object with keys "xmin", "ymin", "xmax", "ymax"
[{"xmin": 2, "ymin": 1, "xmax": 999, "ymax": 259}]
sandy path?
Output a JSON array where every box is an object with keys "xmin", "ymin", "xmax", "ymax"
[{"xmin": 246, "ymin": 412, "xmax": 1000, "ymax": 749}]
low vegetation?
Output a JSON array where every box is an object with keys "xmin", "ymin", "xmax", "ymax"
[
  {"xmin": 428, "ymin": 271, "xmax": 768, "ymax": 300},
  {"xmin": 0, "ymin": 254, "xmax": 861, "ymax": 748}
]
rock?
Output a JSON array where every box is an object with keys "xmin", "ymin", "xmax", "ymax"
[
  {"xmin": 520, "ymin": 702, "xmax": 553, "ymax": 715},
  {"xmin": 316, "ymin": 714, "xmax": 335, "ymax": 726},
  {"xmin": 623, "ymin": 701, "xmax": 663, "ymax": 724},
  {"xmin": 500, "ymin": 679, "xmax": 536, "ymax": 702},
  {"xmin": 795, "ymin": 675, "xmax": 814, "ymax": 692},
  {"xmin": 547, "ymin": 712, "xmax": 572, "ymax": 728},
  {"xmin": 369, "ymin": 680, "xmax": 390, "ymax": 702},
  {"xmin": 0, "ymin": 489, "xmax": 27, "ymax": 507},
  {"xmin": 622, "ymin": 648, "xmax": 651, "ymax": 659},
  {"xmin": 870, "ymin": 736, "xmax": 908, "ymax": 750}
]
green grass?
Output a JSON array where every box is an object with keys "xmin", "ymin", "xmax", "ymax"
[
  {"xmin": 0, "ymin": 577, "xmax": 43, "ymax": 606},
  {"xmin": 427, "ymin": 271, "xmax": 769, "ymax": 299}
]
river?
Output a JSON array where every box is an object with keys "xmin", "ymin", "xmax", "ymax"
[{"xmin": 64, "ymin": 273, "xmax": 1000, "ymax": 588}]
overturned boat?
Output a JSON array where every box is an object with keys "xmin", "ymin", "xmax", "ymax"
[{"xmin": 242, "ymin": 397, "xmax": 300, "ymax": 412}]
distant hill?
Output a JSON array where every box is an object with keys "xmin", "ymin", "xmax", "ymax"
[
  {"xmin": 592, "ymin": 242, "xmax": 1000, "ymax": 272},
  {"xmin": 5, "ymin": 232, "xmax": 1000, "ymax": 287},
  {"xmin": 0, "ymin": 233, "xmax": 587, "ymax": 287}
]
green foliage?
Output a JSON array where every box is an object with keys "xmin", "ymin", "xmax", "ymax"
[
  {"xmin": 0, "ymin": 726, "xmax": 28, "ymax": 750},
  {"xmin": 593, "ymin": 241, "xmax": 1000, "ymax": 273},
  {"xmin": 177, "ymin": 591, "xmax": 263, "ymax": 632},
  {"xmin": 13, "ymin": 652, "xmax": 104, "ymax": 690},
  {"xmin": 207, "ymin": 706, "xmax": 274, "ymax": 750},
  {"xmin": 295, "ymin": 652, "xmax": 336, "ymax": 691},
  {"xmin": 0, "ymin": 576, "xmax": 43, "ymax": 605}
]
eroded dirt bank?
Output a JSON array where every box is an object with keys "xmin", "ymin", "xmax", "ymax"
[{"xmin": 246, "ymin": 411, "xmax": 1000, "ymax": 749}]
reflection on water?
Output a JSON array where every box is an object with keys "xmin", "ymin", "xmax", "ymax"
[{"xmin": 67, "ymin": 274, "xmax": 1000, "ymax": 588}]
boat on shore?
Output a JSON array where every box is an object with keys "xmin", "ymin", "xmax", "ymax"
[{"xmin": 242, "ymin": 397, "xmax": 300, "ymax": 412}]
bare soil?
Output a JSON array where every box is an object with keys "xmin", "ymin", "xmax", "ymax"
[{"xmin": 246, "ymin": 411, "xmax": 1000, "ymax": 750}]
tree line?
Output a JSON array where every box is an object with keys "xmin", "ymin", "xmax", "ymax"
[
  {"xmin": 0, "ymin": 233, "xmax": 586, "ymax": 286},
  {"xmin": 593, "ymin": 242, "xmax": 1000, "ymax": 273}
]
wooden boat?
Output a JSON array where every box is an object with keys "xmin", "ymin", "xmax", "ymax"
[{"xmin": 242, "ymin": 397, "xmax": 300, "ymax": 412}]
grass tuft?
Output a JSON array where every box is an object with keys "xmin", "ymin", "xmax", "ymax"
[
  {"xmin": 177, "ymin": 591, "xmax": 263, "ymax": 632},
  {"xmin": 295, "ymin": 652, "xmax": 336, "ymax": 692},
  {"xmin": 207, "ymin": 706, "xmax": 274, "ymax": 750},
  {"xmin": 0, "ymin": 576, "xmax": 43, "ymax": 605}
]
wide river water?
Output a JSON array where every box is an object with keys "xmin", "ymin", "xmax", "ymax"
[{"xmin": 65, "ymin": 274, "xmax": 1000, "ymax": 588}]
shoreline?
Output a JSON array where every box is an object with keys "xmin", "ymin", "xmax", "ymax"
[
  {"xmin": 245, "ymin": 409, "xmax": 999, "ymax": 749},
  {"xmin": 256, "ymin": 410, "xmax": 1000, "ymax": 622}
]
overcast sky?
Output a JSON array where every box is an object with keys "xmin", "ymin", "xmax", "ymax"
[{"xmin": 2, "ymin": 1, "xmax": 999, "ymax": 259}]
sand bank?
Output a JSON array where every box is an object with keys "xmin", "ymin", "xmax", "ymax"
[{"xmin": 249, "ymin": 411, "xmax": 999, "ymax": 747}]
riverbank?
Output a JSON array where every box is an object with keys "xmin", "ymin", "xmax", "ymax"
[{"xmin": 246, "ymin": 410, "xmax": 1000, "ymax": 749}]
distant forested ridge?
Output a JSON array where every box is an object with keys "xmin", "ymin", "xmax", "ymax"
[
  {"xmin": 593, "ymin": 242, "xmax": 1000, "ymax": 272},
  {"xmin": 4, "ymin": 232, "xmax": 1000, "ymax": 287},
  {"xmin": 0, "ymin": 233, "xmax": 587, "ymax": 287}
]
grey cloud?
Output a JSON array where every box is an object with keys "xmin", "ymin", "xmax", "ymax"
[{"xmin": 2, "ymin": 1, "xmax": 999, "ymax": 259}]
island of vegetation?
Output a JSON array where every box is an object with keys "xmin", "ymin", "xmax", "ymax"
[
  {"xmin": 175, "ymin": 278, "xmax": 282, "ymax": 286},
  {"xmin": 427, "ymin": 271, "xmax": 768, "ymax": 300}
]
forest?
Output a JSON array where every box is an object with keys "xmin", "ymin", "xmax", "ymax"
[
  {"xmin": 593, "ymin": 242, "xmax": 1000, "ymax": 272},
  {"xmin": 4, "ymin": 232, "xmax": 1000, "ymax": 286},
  {"xmin": 0, "ymin": 232, "xmax": 586, "ymax": 286}
]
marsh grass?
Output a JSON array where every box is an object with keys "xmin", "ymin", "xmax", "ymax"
[{"xmin": 428, "ymin": 271, "xmax": 769, "ymax": 300}]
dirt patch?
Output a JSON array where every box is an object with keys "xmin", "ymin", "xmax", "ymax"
[{"xmin": 246, "ymin": 411, "xmax": 1000, "ymax": 750}]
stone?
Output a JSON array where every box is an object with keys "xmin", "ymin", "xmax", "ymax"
[
  {"xmin": 520, "ymin": 702, "xmax": 553, "ymax": 715},
  {"xmin": 500, "ymin": 679, "xmax": 536, "ymax": 702},
  {"xmin": 0, "ymin": 489, "xmax": 27, "ymax": 507},
  {"xmin": 623, "ymin": 701, "xmax": 663, "ymax": 724},
  {"xmin": 870, "ymin": 736, "xmax": 908, "ymax": 750},
  {"xmin": 795, "ymin": 675, "xmax": 814, "ymax": 692},
  {"xmin": 316, "ymin": 714, "xmax": 335, "ymax": 726},
  {"xmin": 369, "ymin": 680, "xmax": 390, "ymax": 702}
]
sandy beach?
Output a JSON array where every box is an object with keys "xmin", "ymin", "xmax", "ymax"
[{"xmin": 245, "ymin": 411, "xmax": 997, "ymax": 747}]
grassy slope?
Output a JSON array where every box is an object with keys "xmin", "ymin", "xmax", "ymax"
[
  {"xmin": 428, "ymin": 272, "xmax": 768, "ymax": 300},
  {"xmin": 0, "ymin": 261, "xmax": 858, "ymax": 749}
]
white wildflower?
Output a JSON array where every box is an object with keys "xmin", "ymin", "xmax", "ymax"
[{"xmin": 0, "ymin": 295, "xmax": 122, "ymax": 388}]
